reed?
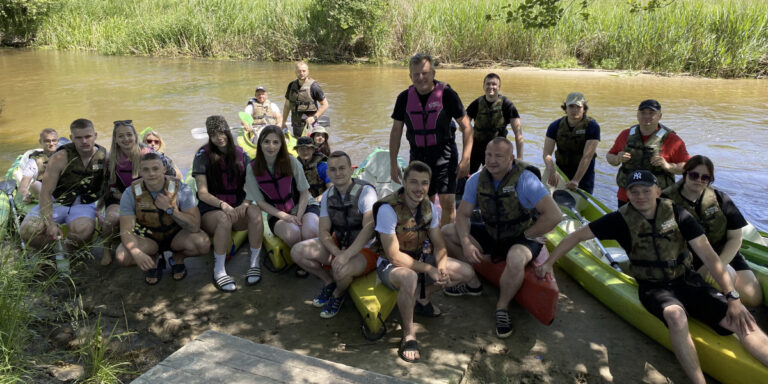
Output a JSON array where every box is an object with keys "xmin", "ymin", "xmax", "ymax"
[{"xmin": 20, "ymin": 0, "xmax": 768, "ymax": 77}]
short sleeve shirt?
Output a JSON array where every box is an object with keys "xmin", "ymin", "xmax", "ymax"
[
  {"xmin": 244, "ymin": 156, "xmax": 317, "ymax": 214},
  {"xmin": 375, "ymin": 201, "xmax": 440, "ymax": 234},
  {"xmin": 462, "ymin": 168, "xmax": 549, "ymax": 210},
  {"xmin": 191, "ymin": 146, "xmax": 251, "ymax": 177},
  {"xmin": 21, "ymin": 156, "xmax": 39, "ymax": 178},
  {"xmin": 390, "ymin": 81, "xmax": 466, "ymax": 123},
  {"xmin": 119, "ymin": 182, "xmax": 196, "ymax": 216},
  {"xmin": 285, "ymin": 81, "xmax": 326, "ymax": 102}
]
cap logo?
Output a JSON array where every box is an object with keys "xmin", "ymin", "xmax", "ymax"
[{"xmin": 633, "ymin": 172, "xmax": 643, "ymax": 180}]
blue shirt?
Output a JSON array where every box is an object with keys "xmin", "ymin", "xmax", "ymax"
[
  {"xmin": 316, "ymin": 162, "xmax": 331, "ymax": 185},
  {"xmin": 462, "ymin": 168, "xmax": 548, "ymax": 210}
]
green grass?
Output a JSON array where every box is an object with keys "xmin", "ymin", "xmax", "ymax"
[{"xmin": 8, "ymin": 0, "xmax": 768, "ymax": 77}]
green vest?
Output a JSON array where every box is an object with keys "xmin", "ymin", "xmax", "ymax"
[
  {"xmin": 301, "ymin": 153, "xmax": 327, "ymax": 198},
  {"xmin": 132, "ymin": 177, "xmax": 181, "ymax": 243},
  {"xmin": 619, "ymin": 198, "xmax": 692, "ymax": 283},
  {"xmin": 477, "ymin": 160, "xmax": 537, "ymax": 242},
  {"xmin": 473, "ymin": 96, "xmax": 506, "ymax": 144},
  {"xmin": 248, "ymin": 99, "xmax": 277, "ymax": 126},
  {"xmin": 372, "ymin": 188, "xmax": 433, "ymax": 258},
  {"xmin": 52, "ymin": 143, "xmax": 107, "ymax": 206},
  {"xmin": 663, "ymin": 181, "xmax": 728, "ymax": 253},
  {"xmin": 288, "ymin": 78, "xmax": 318, "ymax": 114},
  {"xmin": 29, "ymin": 150, "xmax": 51, "ymax": 182},
  {"xmin": 326, "ymin": 178, "xmax": 374, "ymax": 248},
  {"xmin": 554, "ymin": 116, "xmax": 596, "ymax": 177},
  {"xmin": 616, "ymin": 124, "xmax": 676, "ymax": 190}
]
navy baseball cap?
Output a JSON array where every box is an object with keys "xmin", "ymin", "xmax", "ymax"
[
  {"xmin": 638, "ymin": 99, "xmax": 661, "ymax": 112},
  {"xmin": 626, "ymin": 170, "xmax": 658, "ymax": 189}
]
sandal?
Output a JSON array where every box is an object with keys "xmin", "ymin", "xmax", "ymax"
[
  {"xmin": 212, "ymin": 274, "xmax": 237, "ymax": 292},
  {"xmin": 414, "ymin": 301, "xmax": 441, "ymax": 317},
  {"xmin": 246, "ymin": 266, "xmax": 262, "ymax": 286},
  {"xmin": 171, "ymin": 263, "xmax": 187, "ymax": 281},
  {"xmin": 295, "ymin": 267, "xmax": 309, "ymax": 278},
  {"xmin": 145, "ymin": 257, "xmax": 166, "ymax": 285},
  {"xmin": 398, "ymin": 339, "xmax": 420, "ymax": 363}
]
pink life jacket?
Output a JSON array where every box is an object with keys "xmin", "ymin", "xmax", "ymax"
[
  {"xmin": 405, "ymin": 82, "xmax": 448, "ymax": 147},
  {"xmin": 205, "ymin": 144, "xmax": 246, "ymax": 206},
  {"xmin": 255, "ymin": 168, "xmax": 298, "ymax": 213}
]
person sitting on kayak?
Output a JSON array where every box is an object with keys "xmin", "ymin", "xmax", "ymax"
[
  {"xmin": 309, "ymin": 125, "xmax": 331, "ymax": 157},
  {"xmin": 465, "ymin": 73, "xmax": 523, "ymax": 174},
  {"xmin": 102, "ymin": 120, "xmax": 177, "ymax": 266},
  {"xmin": 281, "ymin": 61, "xmax": 328, "ymax": 137},
  {"xmin": 18, "ymin": 128, "xmax": 59, "ymax": 202},
  {"xmin": 441, "ymin": 137, "xmax": 562, "ymax": 338},
  {"xmin": 20, "ymin": 119, "xmax": 106, "ymax": 262},
  {"xmin": 372, "ymin": 160, "xmax": 475, "ymax": 363},
  {"xmin": 662, "ymin": 155, "xmax": 763, "ymax": 306},
  {"xmin": 607, "ymin": 99, "xmax": 689, "ymax": 207},
  {"xmin": 543, "ymin": 92, "xmax": 601, "ymax": 194},
  {"xmin": 294, "ymin": 136, "xmax": 331, "ymax": 198},
  {"xmin": 193, "ymin": 116, "xmax": 263, "ymax": 292},
  {"xmin": 245, "ymin": 125, "xmax": 320, "ymax": 278},
  {"xmin": 241, "ymin": 86, "xmax": 282, "ymax": 139},
  {"xmin": 141, "ymin": 128, "xmax": 183, "ymax": 179},
  {"xmin": 538, "ymin": 170, "xmax": 768, "ymax": 384},
  {"xmin": 116, "ymin": 153, "xmax": 209, "ymax": 284},
  {"xmin": 291, "ymin": 151, "xmax": 379, "ymax": 318}
]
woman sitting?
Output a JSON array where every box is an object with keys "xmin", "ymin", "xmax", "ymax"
[{"xmin": 141, "ymin": 128, "xmax": 183, "ymax": 179}]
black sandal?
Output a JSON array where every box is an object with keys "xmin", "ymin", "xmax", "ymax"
[
  {"xmin": 212, "ymin": 274, "xmax": 237, "ymax": 292},
  {"xmin": 246, "ymin": 266, "xmax": 262, "ymax": 286},
  {"xmin": 145, "ymin": 257, "xmax": 166, "ymax": 285},
  {"xmin": 171, "ymin": 263, "xmax": 187, "ymax": 281},
  {"xmin": 398, "ymin": 339, "xmax": 420, "ymax": 363}
]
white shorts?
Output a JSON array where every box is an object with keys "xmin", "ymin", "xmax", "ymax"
[{"xmin": 27, "ymin": 198, "xmax": 98, "ymax": 224}]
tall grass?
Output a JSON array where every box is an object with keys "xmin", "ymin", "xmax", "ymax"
[{"xmin": 25, "ymin": 0, "xmax": 768, "ymax": 77}]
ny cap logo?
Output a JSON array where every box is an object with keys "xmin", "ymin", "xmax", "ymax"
[{"xmin": 633, "ymin": 172, "xmax": 643, "ymax": 180}]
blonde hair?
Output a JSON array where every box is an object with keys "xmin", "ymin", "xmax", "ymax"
[
  {"xmin": 108, "ymin": 122, "xmax": 143, "ymax": 185},
  {"xmin": 144, "ymin": 131, "xmax": 165, "ymax": 153}
]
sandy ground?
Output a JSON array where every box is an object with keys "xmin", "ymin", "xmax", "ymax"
[{"xmin": 42, "ymin": 245, "xmax": 763, "ymax": 384}]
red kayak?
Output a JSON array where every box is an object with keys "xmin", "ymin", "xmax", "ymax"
[{"xmin": 473, "ymin": 247, "xmax": 559, "ymax": 325}]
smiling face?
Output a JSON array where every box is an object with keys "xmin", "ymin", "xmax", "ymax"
[
  {"xmin": 627, "ymin": 184, "xmax": 661, "ymax": 216},
  {"xmin": 409, "ymin": 59, "xmax": 435, "ymax": 95},
  {"xmin": 311, "ymin": 133, "xmax": 326, "ymax": 146},
  {"xmin": 403, "ymin": 170, "xmax": 430, "ymax": 207},
  {"xmin": 40, "ymin": 132, "xmax": 59, "ymax": 154},
  {"xmin": 260, "ymin": 132, "xmax": 282, "ymax": 161},
  {"xmin": 115, "ymin": 125, "xmax": 136, "ymax": 153},
  {"xmin": 327, "ymin": 155, "xmax": 353, "ymax": 190},
  {"xmin": 484, "ymin": 140, "xmax": 515, "ymax": 180},
  {"xmin": 255, "ymin": 90, "xmax": 268, "ymax": 104},
  {"xmin": 483, "ymin": 76, "xmax": 500, "ymax": 98}
]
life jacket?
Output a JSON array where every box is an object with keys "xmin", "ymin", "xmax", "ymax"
[
  {"xmin": 371, "ymin": 188, "xmax": 433, "ymax": 258},
  {"xmin": 29, "ymin": 150, "xmax": 51, "ymax": 182},
  {"xmin": 52, "ymin": 143, "xmax": 107, "ymax": 206},
  {"xmin": 476, "ymin": 160, "xmax": 539, "ymax": 242},
  {"xmin": 473, "ymin": 95, "xmax": 506, "ymax": 144},
  {"xmin": 663, "ymin": 180, "xmax": 728, "ymax": 253},
  {"xmin": 616, "ymin": 124, "xmax": 676, "ymax": 190},
  {"xmin": 132, "ymin": 177, "xmax": 181, "ymax": 243},
  {"xmin": 300, "ymin": 153, "xmax": 328, "ymax": 198},
  {"xmin": 198, "ymin": 145, "xmax": 246, "ymax": 206},
  {"xmin": 247, "ymin": 98, "xmax": 277, "ymax": 126},
  {"xmin": 327, "ymin": 178, "xmax": 375, "ymax": 248},
  {"xmin": 554, "ymin": 116, "xmax": 596, "ymax": 177},
  {"xmin": 288, "ymin": 78, "xmax": 318, "ymax": 114},
  {"xmin": 404, "ymin": 82, "xmax": 454, "ymax": 148},
  {"xmin": 255, "ymin": 166, "xmax": 298, "ymax": 213},
  {"xmin": 619, "ymin": 198, "xmax": 692, "ymax": 283}
]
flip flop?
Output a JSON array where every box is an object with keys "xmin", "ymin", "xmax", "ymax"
[
  {"xmin": 145, "ymin": 257, "xmax": 166, "ymax": 285},
  {"xmin": 171, "ymin": 263, "xmax": 187, "ymax": 281},
  {"xmin": 398, "ymin": 339, "xmax": 420, "ymax": 363},
  {"xmin": 414, "ymin": 301, "xmax": 441, "ymax": 317},
  {"xmin": 212, "ymin": 274, "xmax": 237, "ymax": 292},
  {"xmin": 246, "ymin": 266, "xmax": 262, "ymax": 286}
]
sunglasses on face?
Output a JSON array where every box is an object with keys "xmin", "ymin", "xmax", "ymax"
[
  {"xmin": 687, "ymin": 171, "xmax": 713, "ymax": 183},
  {"xmin": 146, "ymin": 139, "xmax": 160, "ymax": 145}
]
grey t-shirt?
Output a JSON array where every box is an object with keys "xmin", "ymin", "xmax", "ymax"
[{"xmin": 244, "ymin": 155, "xmax": 317, "ymax": 216}]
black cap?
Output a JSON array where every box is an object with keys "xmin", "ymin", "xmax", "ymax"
[
  {"xmin": 294, "ymin": 136, "xmax": 316, "ymax": 148},
  {"xmin": 638, "ymin": 99, "xmax": 661, "ymax": 112},
  {"xmin": 626, "ymin": 170, "xmax": 658, "ymax": 189}
]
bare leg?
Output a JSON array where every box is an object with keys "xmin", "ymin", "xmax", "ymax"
[
  {"xmin": 246, "ymin": 205, "xmax": 263, "ymax": 249},
  {"xmin": 663, "ymin": 305, "xmax": 706, "ymax": 384},
  {"xmin": 20, "ymin": 215, "xmax": 50, "ymax": 249},
  {"xmin": 497, "ymin": 244, "xmax": 533, "ymax": 310},
  {"xmin": 437, "ymin": 193, "xmax": 456, "ymax": 227},
  {"xmin": 291, "ymin": 238, "xmax": 334, "ymax": 285},
  {"xmin": 388, "ymin": 267, "xmax": 420, "ymax": 361},
  {"xmin": 301, "ymin": 212, "xmax": 319, "ymax": 240},
  {"xmin": 734, "ymin": 269, "xmax": 763, "ymax": 307},
  {"xmin": 332, "ymin": 253, "xmax": 368, "ymax": 295},
  {"xmin": 440, "ymin": 223, "xmax": 482, "ymax": 287},
  {"xmin": 274, "ymin": 220, "xmax": 302, "ymax": 247}
]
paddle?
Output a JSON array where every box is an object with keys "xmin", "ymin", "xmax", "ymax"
[
  {"xmin": 0, "ymin": 179, "xmax": 25, "ymax": 250},
  {"xmin": 552, "ymin": 189, "xmax": 621, "ymax": 271},
  {"xmin": 574, "ymin": 188, "xmax": 609, "ymax": 216}
]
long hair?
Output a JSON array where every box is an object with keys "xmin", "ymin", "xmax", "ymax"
[
  {"xmin": 682, "ymin": 155, "xmax": 715, "ymax": 186},
  {"xmin": 108, "ymin": 121, "xmax": 143, "ymax": 184},
  {"xmin": 252, "ymin": 125, "xmax": 292, "ymax": 177},
  {"xmin": 143, "ymin": 130, "xmax": 166, "ymax": 153},
  {"xmin": 312, "ymin": 132, "xmax": 331, "ymax": 157},
  {"xmin": 204, "ymin": 116, "xmax": 243, "ymax": 194}
]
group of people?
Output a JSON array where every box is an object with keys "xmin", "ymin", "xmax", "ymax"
[{"xmin": 12, "ymin": 53, "xmax": 768, "ymax": 378}]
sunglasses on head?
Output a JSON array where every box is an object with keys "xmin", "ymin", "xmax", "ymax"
[
  {"xmin": 687, "ymin": 171, "xmax": 713, "ymax": 183},
  {"xmin": 146, "ymin": 139, "xmax": 160, "ymax": 144},
  {"xmin": 113, "ymin": 120, "xmax": 133, "ymax": 127}
]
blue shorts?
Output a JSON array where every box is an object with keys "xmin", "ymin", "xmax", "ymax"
[{"xmin": 27, "ymin": 199, "xmax": 98, "ymax": 224}]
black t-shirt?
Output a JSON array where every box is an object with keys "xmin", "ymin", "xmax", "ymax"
[
  {"xmin": 284, "ymin": 80, "xmax": 325, "ymax": 103},
  {"xmin": 674, "ymin": 189, "xmax": 747, "ymax": 231},
  {"xmin": 465, "ymin": 95, "xmax": 520, "ymax": 125},
  {"xmin": 390, "ymin": 81, "xmax": 466, "ymax": 123},
  {"xmin": 588, "ymin": 202, "xmax": 705, "ymax": 251}
]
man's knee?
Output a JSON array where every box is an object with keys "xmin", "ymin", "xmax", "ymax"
[
  {"xmin": 68, "ymin": 219, "xmax": 95, "ymax": 241},
  {"xmin": 662, "ymin": 305, "xmax": 689, "ymax": 330},
  {"xmin": 505, "ymin": 246, "xmax": 531, "ymax": 269},
  {"xmin": 190, "ymin": 233, "xmax": 210, "ymax": 254}
]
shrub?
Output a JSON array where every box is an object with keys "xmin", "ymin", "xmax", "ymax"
[{"xmin": 0, "ymin": 0, "xmax": 57, "ymax": 45}]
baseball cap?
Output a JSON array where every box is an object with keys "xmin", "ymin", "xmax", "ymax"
[
  {"xmin": 255, "ymin": 86, "xmax": 267, "ymax": 92},
  {"xmin": 564, "ymin": 92, "xmax": 586, "ymax": 107},
  {"xmin": 638, "ymin": 99, "xmax": 661, "ymax": 112},
  {"xmin": 309, "ymin": 125, "xmax": 327, "ymax": 136},
  {"xmin": 294, "ymin": 136, "xmax": 316, "ymax": 148},
  {"xmin": 626, "ymin": 170, "xmax": 658, "ymax": 189}
]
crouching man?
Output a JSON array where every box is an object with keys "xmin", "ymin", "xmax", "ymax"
[{"xmin": 116, "ymin": 153, "xmax": 210, "ymax": 284}]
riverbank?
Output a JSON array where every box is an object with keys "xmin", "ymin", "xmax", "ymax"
[{"xmin": 1, "ymin": 0, "xmax": 766, "ymax": 78}]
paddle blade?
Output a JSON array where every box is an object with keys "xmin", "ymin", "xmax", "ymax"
[
  {"xmin": 239, "ymin": 111, "xmax": 254, "ymax": 126},
  {"xmin": 0, "ymin": 180, "xmax": 17, "ymax": 195}
]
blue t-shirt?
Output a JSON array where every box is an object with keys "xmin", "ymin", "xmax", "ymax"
[
  {"xmin": 545, "ymin": 117, "xmax": 600, "ymax": 141},
  {"xmin": 119, "ymin": 182, "xmax": 196, "ymax": 216},
  {"xmin": 462, "ymin": 168, "xmax": 548, "ymax": 210},
  {"xmin": 316, "ymin": 162, "xmax": 331, "ymax": 185}
]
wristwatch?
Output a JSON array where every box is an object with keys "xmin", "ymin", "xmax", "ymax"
[
  {"xmin": 724, "ymin": 290, "xmax": 740, "ymax": 301},
  {"xmin": 165, "ymin": 207, "xmax": 174, "ymax": 216}
]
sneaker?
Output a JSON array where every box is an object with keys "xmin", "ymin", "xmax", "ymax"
[
  {"xmin": 312, "ymin": 282, "xmax": 337, "ymax": 308},
  {"xmin": 320, "ymin": 295, "xmax": 345, "ymax": 319},
  {"xmin": 444, "ymin": 283, "xmax": 482, "ymax": 297},
  {"xmin": 495, "ymin": 309, "xmax": 513, "ymax": 338}
]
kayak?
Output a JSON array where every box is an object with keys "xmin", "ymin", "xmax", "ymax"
[
  {"xmin": 351, "ymin": 148, "xmax": 407, "ymax": 199},
  {"xmin": 237, "ymin": 111, "xmax": 298, "ymax": 159},
  {"xmin": 546, "ymin": 186, "xmax": 768, "ymax": 384}
]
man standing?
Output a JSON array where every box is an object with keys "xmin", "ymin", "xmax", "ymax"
[
  {"xmin": 607, "ymin": 99, "xmax": 689, "ymax": 206},
  {"xmin": 243, "ymin": 86, "xmax": 282, "ymax": 130},
  {"xmin": 374, "ymin": 161, "xmax": 475, "ymax": 363},
  {"xmin": 390, "ymin": 53, "xmax": 473, "ymax": 226},
  {"xmin": 19, "ymin": 128, "xmax": 59, "ymax": 202},
  {"xmin": 537, "ymin": 171, "xmax": 768, "ymax": 384},
  {"xmin": 441, "ymin": 138, "xmax": 561, "ymax": 338},
  {"xmin": 20, "ymin": 119, "xmax": 106, "ymax": 256},
  {"xmin": 282, "ymin": 61, "xmax": 329, "ymax": 137},
  {"xmin": 465, "ymin": 73, "xmax": 523, "ymax": 173},
  {"xmin": 291, "ymin": 151, "xmax": 379, "ymax": 318}
]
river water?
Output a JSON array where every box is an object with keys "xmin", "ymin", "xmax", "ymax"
[{"xmin": 1, "ymin": 49, "xmax": 766, "ymax": 229}]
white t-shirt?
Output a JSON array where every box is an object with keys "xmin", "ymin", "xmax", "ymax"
[
  {"xmin": 21, "ymin": 157, "xmax": 39, "ymax": 179},
  {"xmin": 244, "ymin": 102, "xmax": 281, "ymax": 118},
  {"xmin": 374, "ymin": 201, "xmax": 440, "ymax": 234}
]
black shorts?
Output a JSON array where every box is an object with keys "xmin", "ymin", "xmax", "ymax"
[
  {"xmin": 137, "ymin": 227, "xmax": 181, "ymax": 253},
  {"xmin": 691, "ymin": 251, "xmax": 750, "ymax": 272},
  {"xmin": 410, "ymin": 143, "xmax": 458, "ymax": 197},
  {"xmin": 469, "ymin": 224, "xmax": 543, "ymax": 264},
  {"xmin": 267, "ymin": 204, "xmax": 320, "ymax": 232},
  {"xmin": 198, "ymin": 199, "xmax": 245, "ymax": 215},
  {"xmin": 638, "ymin": 270, "xmax": 731, "ymax": 336}
]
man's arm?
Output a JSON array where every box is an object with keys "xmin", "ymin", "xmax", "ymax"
[
  {"xmin": 39, "ymin": 151, "xmax": 66, "ymax": 237},
  {"xmin": 390, "ymin": 120, "xmax": 404, "ymax": 184},
  {"xmin": 523, "ymin": 194, "xmax": 562, "ymax": 239},
  {"xmin": 313, "ymin": 99, "xmax": 329, "ymax": 121},
  {"xmin": 318, "ymin": 216, "xmax": 342, "ymax": 255},
  {"xmin": 119, "ymin": 214, "xmax": 155, "ymax": 271},
  {"xmin": 542, "ymin": 137, "xmax": 559, "ymax": 187},
  {"xmin": 380, "ymin": 232, "xmax": 434, "ymax": 274},
  {"xmin": 537, "ymin": 224, "xmax": 595, "ymax": 277},
  {"xmin": 568, "ymin": 139, "xmax": 599, "ymax": 189},
  {"xmin": 456, "ymin": 114, "xmax": 473, "ymax": 179},
  {"xmin": 281, "ymin": 100, "xmax": 291, "ymax": 129},
  {"xmin": 510, "ymin": 117, "xmax": 523, "ymax": 159}
]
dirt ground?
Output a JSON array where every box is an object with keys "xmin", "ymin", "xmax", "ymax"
[{"xmin": 40, "ymin": 246, "xmax": 768, "ymax": 384}]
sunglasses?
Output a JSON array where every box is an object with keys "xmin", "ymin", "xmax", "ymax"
[
  {"xmin": 113, "ymin": 120, "xmax": 133, "ymax": 127},
  {"xmin": 146, "ymin": 139, "xmax": 160, "ymax": 145},
  {"xmin": 687, "ymin": 171, "xmax": 713, "ymax": 183}
]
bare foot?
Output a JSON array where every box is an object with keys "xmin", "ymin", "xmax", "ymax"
[{"xmin": 100, "ymin": 246, "xmax": 112, "ymax": 266}]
